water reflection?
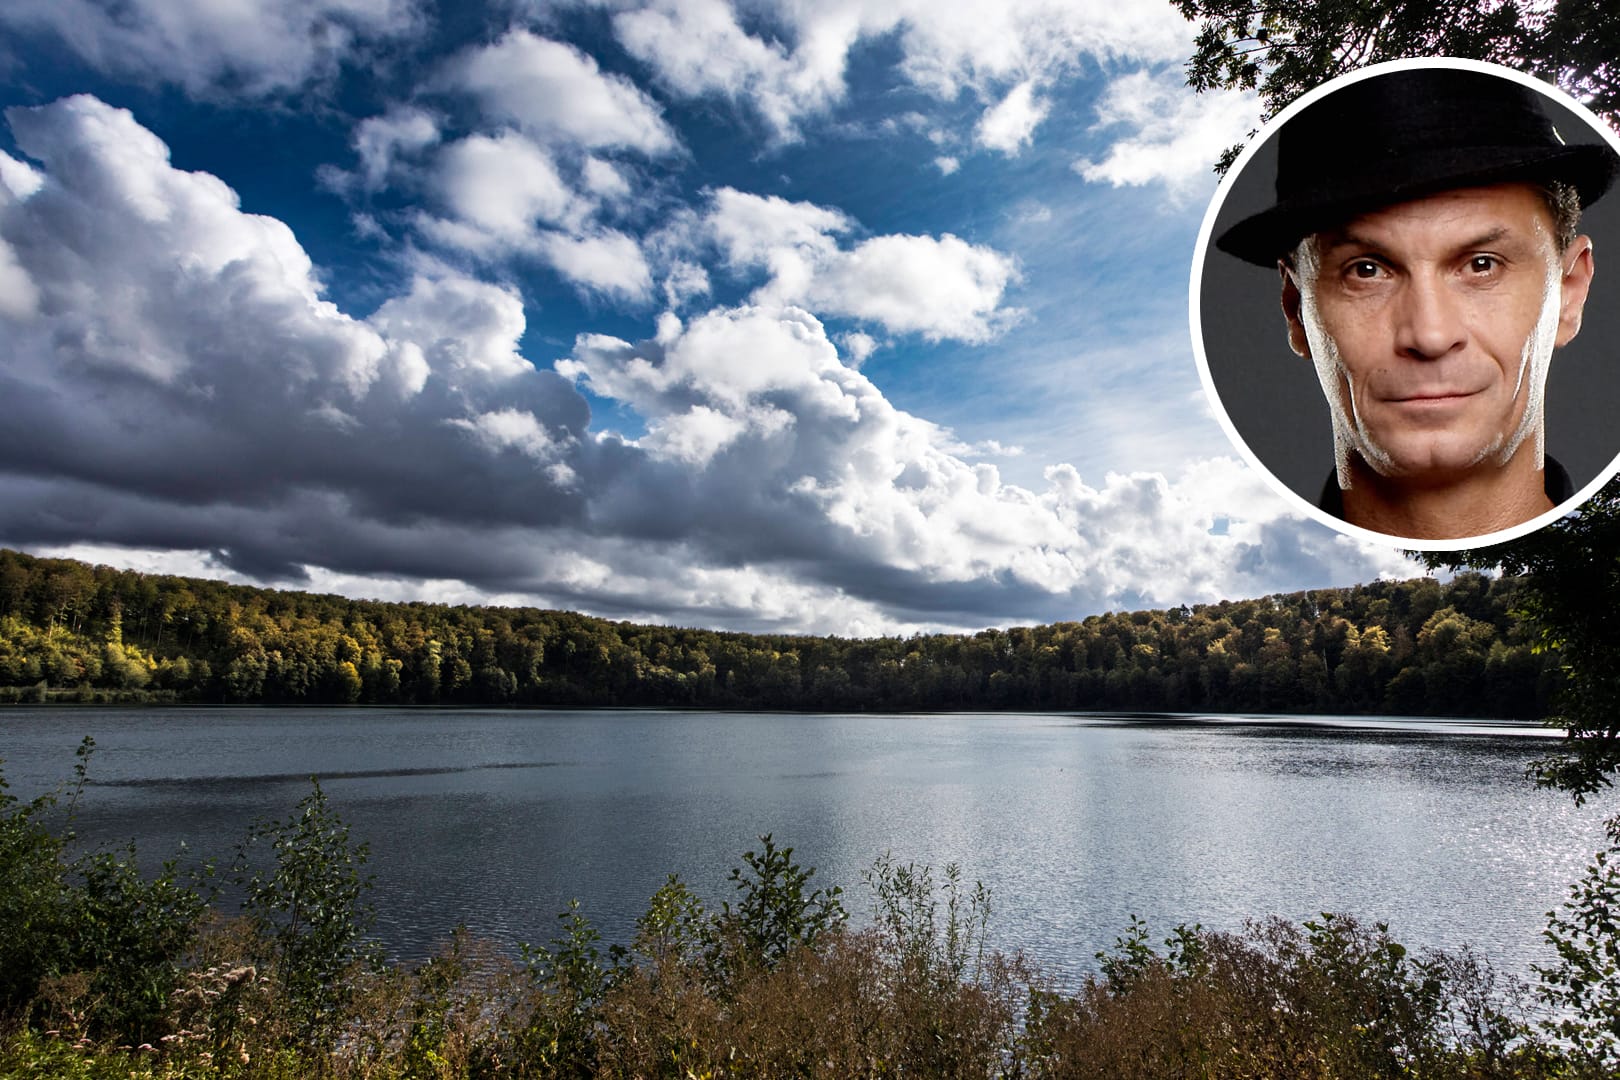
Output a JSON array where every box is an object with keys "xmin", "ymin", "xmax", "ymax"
[{"xmin": 0, "ymin": 707, "xmax": 1607, "ymax": 987}]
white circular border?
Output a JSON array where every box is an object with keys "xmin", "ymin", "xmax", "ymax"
[{"xmin": 1188, "ymin": 56, "xmax": 1620, "ymax": 552}]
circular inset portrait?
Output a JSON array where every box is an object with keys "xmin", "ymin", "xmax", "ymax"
[{"xmin": 1191, "ymin": 57, "xmax": 1620, "ymax": 550}]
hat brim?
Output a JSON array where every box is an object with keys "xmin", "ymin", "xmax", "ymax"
[{"xmin": 1215, "ymin": 143, "xmax": 1619, "ymax": 267}]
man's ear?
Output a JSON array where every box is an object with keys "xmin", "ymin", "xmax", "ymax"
[
  {"xmin": 1555, "ymin": 235, "xmax": 1596, "ymax": 348},
  {"xmin": 1280, "ymin": 264, "xmax": 1311, "ymax": 358}
]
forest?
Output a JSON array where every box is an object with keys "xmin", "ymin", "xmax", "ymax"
[{"xmin": 0, "ymin": 548, "xmax": 1559, "ymax": 718}]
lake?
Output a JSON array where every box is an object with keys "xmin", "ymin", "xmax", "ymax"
[{"xmin": 0, "ymin": 706, "xmax": 1610, "ymax": 987}]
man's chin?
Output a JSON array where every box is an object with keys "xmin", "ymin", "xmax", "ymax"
[{"xmin": 1351, "ymin": 440, "xmax": 1507, "ymax": 486}]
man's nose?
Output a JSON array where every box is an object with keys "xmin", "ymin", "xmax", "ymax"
[{"xmin": 1393, "ymin": 276, "xmax": 1467, "ymax": 360}]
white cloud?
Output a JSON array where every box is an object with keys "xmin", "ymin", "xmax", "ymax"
[
  {"xmin": 351, "ymin": 106, "xmax": 440, "ymax": 191},
  {"xmin": 0, "ymin": 0, "xmax": 420, "ymax": 97},
  {"xmin": 839, "ymin": 331, "xmax": 878, "ymax": 365},
  {"xmin": 663, "ymin": 259, "xmax": 712, "ymax": 308},
  {"xmin": 702, "ymin": 188, "xmax": 1019, "ymax": 343},
  {"xmin": 581, "ymin": 157, "xmax": 633, "ymax": 201},
  {"xmin": 935, "ymin": 155, "xmax": 960, "ymax": 176},
  {"xmin": 411, "ymin": 133, "xmax": 650, "ymax": 299},
  {"xmin": 707, "ymin": 187, "xmax": 849, "ymax": 268},
  {"xmin": 541, "ymin": 229, "xmax": 653, "ymax": 301},
  {"xmin": 367, "ymin": 274, "xmax": 531, "ymax": 383},
  {"xmin": 603, "ymin": 0, "xmax": 1191, "ymax": 141},
  {"xmin": 560, "ymin": 304, "xmax": 1416, "ymax": 617},
  {"xmin": 0, "ymin": 158, "xmax": 40, "ymax": 319},
  {"xmin": 641, "ymin": 403, "xmax": 750, "ymax": 465},
  {"xmin": 3, "ymin": 95, "xmax": 384, "ymax": 392},
  {"xmin": 965, "ymin": 439, "xmax": 1023, "ymax": 458},
  {"xmin": 0, "ymin": 233, "xmax": 40, "ymax": 320},
  {"xmin": 435, "ymin": 132, "xmax": 578, "ymax": 240},
  {"xmin": 450, "ymin": 408, "xmax": 564, "ymax": 461},
  {"xmin": 0, "ymin": 149, "xmax": 43, "ymax": 198},
  {"xmin": 975, "ymin": 79, "xmax": 1048, "ymax": 155},
  {"xmin": 1074, "ymin": 69, "xmax": 1258, "ymax": 197},
  {"xmin": 611, "ymin": 0, "xmax": 851, "ymax": 140},
  {"xmin": 803, "ymin": 233, "xmax": 1021, "ymax": 343},
  {"xmin": 449, "ymin": 30, "xmax": 678, "ymax": 156},
  {"xmin": 1009, "ymin": 200, "xmax": 1052, "ymax": 225},
  {"xmin": 886, "ymin": 0, "xmax": 1190, "ymax": 98}
]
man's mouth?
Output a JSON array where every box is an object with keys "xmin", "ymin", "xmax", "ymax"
[{"xmin": 1385, "ymin": 388, "xmax": 1485, "ymax": 406}]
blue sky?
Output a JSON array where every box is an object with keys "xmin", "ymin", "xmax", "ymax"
[{"xmin": 0, "ymin": 0, "xmax": 1417, "ymax": 634}]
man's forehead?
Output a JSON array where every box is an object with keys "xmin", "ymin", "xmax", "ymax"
[{"xmin": 1305, "ymin": 182, "xmax": 1558, "ymax": 257}]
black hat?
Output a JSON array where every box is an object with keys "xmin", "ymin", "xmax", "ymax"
[{"xmin": 1216, "ymin": 66, "xmax": 1620, "ymax": 267}]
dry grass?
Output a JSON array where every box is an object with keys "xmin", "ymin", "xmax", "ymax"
[{"xmin": 0, "ymin": 862, "xmax": 1583, "ymax": 1080}]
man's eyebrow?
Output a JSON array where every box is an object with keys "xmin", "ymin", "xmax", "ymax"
[
  {"xmin": 1317, "ymin": 225, "xmax": 1520, "ymax": 255},
  {"xmin": 1451, "ymin": 226, "xmax": 1513, "ymax": 250},
  {"xmin": 1315, "ymin": 229, "xmax": 1391, "ymax": 255}
]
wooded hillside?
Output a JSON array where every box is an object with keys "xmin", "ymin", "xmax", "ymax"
[{"xmin": 0, "ymin": 549, "xmax": 1556, "ymax": 716}]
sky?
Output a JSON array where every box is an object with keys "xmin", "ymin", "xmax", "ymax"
[{"xmin": 0, "ymin": 0, "xmax": 1421, "ymax": 636}]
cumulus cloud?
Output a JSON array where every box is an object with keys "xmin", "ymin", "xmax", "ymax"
[
  {"xmin": 367, "ymin": 273, "xmax": 532, "ymax": 384},
  {"xmin": 540, "ymin": 229, "xmax": 654, "ymax": 300},
  {"xmin": 557, "ymin": 304, "xmax": 1415, "ymax": 623},
  {"xmin": 0, "ymin": 96, "xmax": 587, "ymax": 556},
  {"xmin": 801, "ymin": 233, "xmax": 1020, "ymax": 342},
  {"xmin": 448, "ymin": 30, "xmax": 678, "ymax": 156},
  {"xmin": 885, "ymin": 0, "xmax": 1190, "ymax": 98},
  {"xmin": 348, "ymin": 106, "xmax": 441, "ymax": 192},
  {"xmin": 610, "ymin": 0, "xmax": 851, "ymax": 140},
  {"xmin": 411, "ymin": 131, "xmax": 652, "ymax": 300},
  {"xmin": 705, "ymin": 188, "xmax": 850, "ymax": 268},
  {"xmin": 314, "ymin": 31, "xmax": 674, "ymax": 305},
  {"xmin": 435, "ymin": 132, "xmax": 579, "ymax": 238},
  {"xmin": 0, "ymin": 0, "xmax": 420, "ymax": 97},
  {"xmin": 0, "ymin": 95, "xmax": 1414, "ymax": 636},
  {"xmin": 603, "ymin": 0, "xmax": 1190, "ymax": 140},
  {"xmin": 1074, "ymin": 69, "xmax": 1259, "ymax": 197},
  {"xmin": 839, "ymin": 331, "xmax": 878, "ymax": 365},
  {"xmin": 0, "ymin": 150, "xmax": 43, "ymax": 198},
  {"xmin": 699, "ymin": 188, "xmax": 1020, "ymax": 343},
  {"xmin": 975, "ymin": 79, "xmax": 1048, "ymax": 155}
]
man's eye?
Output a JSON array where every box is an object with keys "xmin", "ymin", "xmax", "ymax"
[
  {"xmin": 1467, "ymin": 255, "xmax": 1500, "ymax": 274},
  {"xmin": 1349, "ymin": 260, "xmax": 1382, "ymax": 279}
]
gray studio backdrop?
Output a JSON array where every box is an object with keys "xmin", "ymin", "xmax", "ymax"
[{"xmin": 1199, "ymin": 84, "xmax": 1620, "ymax": 509}]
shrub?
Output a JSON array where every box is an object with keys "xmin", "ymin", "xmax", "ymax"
[
  {"xmin": 1023, "ymin": 913, "xmax": 1543, "ymax": 1080},
  {"xmin": 594, "ymin": 850, "xmax": 1027, "ymax": 1079},
  {"xmin": 707, "ymin": 833, "xmax": 846, "ymax": 981},
  {"xmin": 0, "ymin": 744, "xmax": 75, "ymax": 1023},
  {"xmin": 0, "ymin": 738, "xmax": 209, "ymax": 1044},
  {"xmin": 231, "ymin": 779, "xmax": 378, "ymax": 1049},
  {"xmin": 510, "ymin": 900, "xmax": 626, "ymax": 1078}
]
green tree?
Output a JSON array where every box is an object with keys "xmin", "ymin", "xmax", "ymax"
[
  {"xmin": 1428, "ymin": 491, "xmax": 1620, "ymax": 801},
  {"xmin": 1540, "ymin": 812, "xmax": 1620, "ymax": 1070},
  {"xmin": 1175, "ymin": 0, "xmax": 1617, "ymax": 173}
]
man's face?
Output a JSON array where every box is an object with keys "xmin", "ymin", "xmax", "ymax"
[{"xmin": 1282, "ymin": 183, "xmax": 1594, "ymax": 487}]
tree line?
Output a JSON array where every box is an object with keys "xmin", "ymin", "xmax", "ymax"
[{"xmin": 0, "ymin": 548, "xmax": 1557, "ymax": 717}]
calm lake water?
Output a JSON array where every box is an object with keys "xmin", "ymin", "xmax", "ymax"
[{"xmin": 0, "ymin": 707, "xmax": 1611, "ymax": 986}]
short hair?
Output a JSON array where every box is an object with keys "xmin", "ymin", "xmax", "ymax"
[{"xmin": 1541, "ymin": 180, "xmax": 1582, "ymax": 251}]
